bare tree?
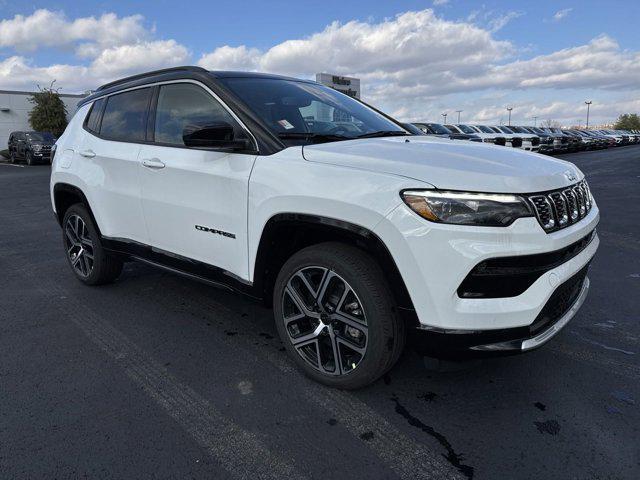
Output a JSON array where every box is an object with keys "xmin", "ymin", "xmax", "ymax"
[{"xmin": 541, "ymin": 119, "xmax": 561, "ymax": 128}]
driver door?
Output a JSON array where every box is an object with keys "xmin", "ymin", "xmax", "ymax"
[{"xmin": 138, "ymin": 82, "xmax": 256, "ymax": 280}]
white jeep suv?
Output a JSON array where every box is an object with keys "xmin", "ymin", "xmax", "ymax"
[{"xmin": 50, "ymin": 67, "xmax": 599, "ymax": 389}]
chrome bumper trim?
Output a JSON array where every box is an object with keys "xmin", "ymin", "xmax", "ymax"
[{"xmin": 471, "ymin": 277, "xmax": 590, "ymax": 352}]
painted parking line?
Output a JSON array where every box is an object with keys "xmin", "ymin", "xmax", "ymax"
[
  {"xmin": 1, "ymin": 255, "xmax": 308, "ymax": 480},
  {"xmin": 158, "ymin": 275, "xmax": 462, "ymax": 480},
  {"xmin": 0, "ymin": 162, "xmax": 25, "ymax": 168}
]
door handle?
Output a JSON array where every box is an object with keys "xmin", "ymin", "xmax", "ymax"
[
  {"xmin": 79, "ymin": 149, "xmax": 96, "ymax": 158},
  {"xmin": 142, "ymin": 158, "xmax": 166, "ymax": 169}
]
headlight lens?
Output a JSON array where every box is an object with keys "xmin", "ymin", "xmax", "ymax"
[
  {"xmin": 33, "ymin": 144, "xmax": 42, "ymax": 151},
  {"xmin": 402, "ymin": 190, "xmax": 533, "ymax": 227}
]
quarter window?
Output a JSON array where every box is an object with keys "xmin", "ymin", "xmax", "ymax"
[
  {"xmin": 154, "ymin": 83, "xmax": 239, "ymax": 146},
  {"xmin": 85, "ymin": 98, "xmax": 105, "ymax": 133},
  {"xmin": 100, "ymin": 88, "xmax": 151, "ymax": 142}
]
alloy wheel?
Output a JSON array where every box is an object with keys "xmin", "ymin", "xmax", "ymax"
[
  {"xmin": 281, "ymin": 266, "xmax": 368, "ymax": 376},
  {"xmin": 64, "ymin": 214, "xmax": 94, "ymax": 278}
]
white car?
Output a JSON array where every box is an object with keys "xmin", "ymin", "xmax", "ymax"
[
  {"xmin": 50, "ymin": 67, "xmax": 599, "ymax": 389},
  {"xmin": 446, "ymin": 124, "xmax": 507, "ymax": 146},
  {"xmin": 492, "ymin": 125, "xmax": 541, "ymax": 152}
]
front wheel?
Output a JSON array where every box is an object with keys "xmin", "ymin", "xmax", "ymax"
[
  {"xmin": 9, "ymin": 150, "xmax": 16, "ymax": 164},
  {"xmin": 26, "ymin": 151, "xmax": 34, "ymax": 166},
  {"xmin": 273, "ymin": 242, "xmax": 405, "ymax": 389}
]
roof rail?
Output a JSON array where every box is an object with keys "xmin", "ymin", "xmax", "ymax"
[{"xmin": 96, "ymin": 66, "xmax": 209, "ymax": 92}]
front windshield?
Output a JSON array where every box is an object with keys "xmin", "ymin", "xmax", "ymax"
[
  {"xmin": 456, "ymin": 124, "xmax": 476, "ymax": 134},
  {"xmin": 498, "ymin": 126, "xmax": 515, "ymax": 134},
  {"xmin": 424, "ymin": 123, "xmax": 452, "ymax": 134},
  {"xmin": 26, "ymin": 132, "xmax": 54, "ymax": 142},
  {"xmin": 218, "ymin": 77, "xmax": 406, "ymax": 144},
  {"xmin": 475, "ymin": 125, "xmax": 494, "ymax": 133}
]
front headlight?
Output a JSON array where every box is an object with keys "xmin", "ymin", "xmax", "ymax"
[
  {"xmin": 401, "ymin": 190, "xmax": 533, "ymax": 227},
  {"xmin": 33, "ymin": 144, "xmax": 42, "ymax": 151}
]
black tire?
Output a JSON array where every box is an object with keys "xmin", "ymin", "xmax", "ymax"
[
  {"xmin": 62, "ymin": 204, "xmax": 123, "ymax": 285},
  {"xmin": 9, "ymin": 150, "xmax": 16, "ymax": 164},
  {"xmin": 26, "ymin": 151, "xmax": 34, "ymax": 166},
  {"xmin": 273, "ymin": 242, "xmax": 405, "ymax": 389}
]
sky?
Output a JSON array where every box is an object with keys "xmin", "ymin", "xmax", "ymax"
[{"xmin": 0, "ymin": 0, "xmax": 638, "ymax": 126}]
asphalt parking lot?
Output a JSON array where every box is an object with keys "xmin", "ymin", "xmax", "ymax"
[{"xmin": 1, "ymin": 146, "xmax": 639, "ymax": 480}]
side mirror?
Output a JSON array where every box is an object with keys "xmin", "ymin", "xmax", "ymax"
[{"xmin": 182, "ymin": 122, "xmax": 251, "ymax": 151}]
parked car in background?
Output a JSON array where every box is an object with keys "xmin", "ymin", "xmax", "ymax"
[
  {"xmin": 464, "ymin": 125, "xmax": 508, "ymax": 146},
  {"xmin": 562, "ymin": 130, "xmax": 588, "ymax": 151},
  {"xmin": 50, "ymin": 66, "xmax": 599, "ymax": 389},
  {"xmin": 539, "ymin": 128, "xmax": 570, "ymax": 152},
  {"xmin": 488, "ymin": 126, "xmax": 523, "ymax": 148},
  {"xmin": 504, "ymin": 126, "xmax": 541, "ymax": 152},
  {"xmin": 401, "ymin": 123, "xmax": 426, "ymax": 136},
  {"xmin": 518, "ymin": 126, "xmax": 555, "ymax": 154},
  {"xmin": 8, "ymin": 131, "xmax": 56, "ymax": 165},
  {"xmin": 413, "ymin": 122, "xmax": 482, "ymax": 142}
]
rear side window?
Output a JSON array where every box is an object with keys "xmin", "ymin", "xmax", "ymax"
[
  {"xmin": 85, "ymin": 98, "xmax": 105, "ymax": 134},
  {"xmin": 153, "ymin": 83, "xmax": 238, "ymax": 146},
  {"xmin": 100, "ymin": 88, "xmax": 151, "ymax": 142}
]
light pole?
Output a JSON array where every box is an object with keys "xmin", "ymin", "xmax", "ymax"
[
  {"xmin": 585, "ymin": 101, "xmax": 592, "ymax": 128},
  {"xmin": 442, "ymin": 112, "xmax": 448, "ymax": 123},
  {"xmin": 506, "ymin": 106, "xmax": 513, "ymax": 126},
  {"xmin": 532, "ymin": 116, "xmax": 538, "ymax": 127},
  {"xmin": 456, "ymin": 110, "xmax": 463, "ymax": 123}
]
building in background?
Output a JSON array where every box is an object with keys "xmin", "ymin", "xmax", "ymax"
[
  {"xmin": 0, "ymin": 90, "xmax": 86, "ymax": 147},
  {"xmin": 314, "ymin": 73, "xmax": 362, "ymax": 123},
  {"xmin": 316, "ymin": 73, "xmax": 361, "ymax": 98}
]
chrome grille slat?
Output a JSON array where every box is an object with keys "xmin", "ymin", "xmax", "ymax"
[{"xmin": 528, "ymin": 180, "xmax": 592, "ymax": 233}]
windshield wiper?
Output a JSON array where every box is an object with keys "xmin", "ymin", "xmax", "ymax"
[
  {"xmin": 355, "ymin": 130, "xmax": 410, "ymax": 139},
  {"xmin": 277, "ymin": 132, "xmax": 351, "ymax": 143}
]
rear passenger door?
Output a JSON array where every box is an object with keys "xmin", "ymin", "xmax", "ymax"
[
  {"xmin": 138, "ymin": 81, "xmax": 257, "ymax": 280},
  {"xmin": 80, "ymin": 87, "xmax": 151, "ymax": 243}
]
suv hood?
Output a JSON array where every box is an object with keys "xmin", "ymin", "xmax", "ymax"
[{"xmin": 302, "ymin": 136, "xmax": 582, "ymax": 193}]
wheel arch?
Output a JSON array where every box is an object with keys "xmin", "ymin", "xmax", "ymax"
[
  {"xmin": 52, "ymin": 183, "xmax": 102, "ymax": 236},
  {"xmin": 252, "ymin": 213, "xmax": 415, "ymax": 314}
]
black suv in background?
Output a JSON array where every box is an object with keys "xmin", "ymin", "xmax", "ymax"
[
  {"xmin": 8, "ymin": 131, "xmax": 56, "ymax": 165},
  {"xmin": 413, "ymin": 122, "xmax": 482, "ymax": 142}
]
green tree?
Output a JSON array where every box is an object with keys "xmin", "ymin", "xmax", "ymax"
[
  {"xmin": 28, "ymin": 81, "xmax": 68, "ymax": 136},
  {"xmin": 613, "ymin": 113, "xmax": 640, "ymax": 130}
]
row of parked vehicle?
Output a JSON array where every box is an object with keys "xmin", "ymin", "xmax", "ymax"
[{"xmin": 404, "ymin": 122, "xmax": 640, "ymax": 155}]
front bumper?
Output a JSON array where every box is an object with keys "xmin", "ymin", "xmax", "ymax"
[{"xmin": 375, "ymin": 200, "xmax": 599, "ymax": 338}]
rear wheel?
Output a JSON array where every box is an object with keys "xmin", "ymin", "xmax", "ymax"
[
  {"xmin": 62, "ymin": 204, "xmax": 123, "ymax": 285},
  {"xmin": 273, "ymin": 242, "xmax": 405, "ymax": 389}
]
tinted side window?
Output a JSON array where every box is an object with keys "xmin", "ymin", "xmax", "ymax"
[
  {"xmin": 85, "ymin": 98, "xmax": 105, "ymax": 133},
  {"xmin": 101, "ymin": 88, "xmax": 151, "ymax": 142},
  {"xmin": 154, "ymin": 83, "xmax": 239, "ymax": 146}
]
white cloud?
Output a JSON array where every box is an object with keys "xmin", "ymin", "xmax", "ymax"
[
  {"xmin": 0, "ymin": 10, "xmax": 148, "ymax": 55},
  {"xmin": 487, "ymin": 11, "xmax": 523, "ymax": 32},
  {"xmin": 0, "ymin": 40, "xmax": 189, "ymax": 92},
  {"xmin": 552, "ymin": 8, "xmax": 573, "ymax": 22},
  {"xmin": 0, "ymin": 8, "xmax": 637, "ymax": 125},
  {"xmin": 432, "ymin": 0, "xmax": 449, "ymax": 6}
]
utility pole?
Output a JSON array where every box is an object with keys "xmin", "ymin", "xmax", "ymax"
[
  {"xmin": 585, "ymin": 101, "xmax": 592, "ymax": 128},
  {"xmin": 506, "ymin": 106, "xmax": 513, "ymax": 126},
  {"xmin": 532, "ymin": 116, "xmax": 538, "ymax": 127},
  {"xmin": 442, "ymin": 112, "xmax": 448, "ymax": 123},
  {"xmin": 456, "ymin": 110, "xmax": 463, "ymax": 123}
]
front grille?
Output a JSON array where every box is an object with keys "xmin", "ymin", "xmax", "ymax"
[
  {"xmin": 528, "ymin": 264, "xmax": 589, "ymax": 335},
  {"xmin": 527, "ymin": 180, "xmax": 593, "ymax": 233}
]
